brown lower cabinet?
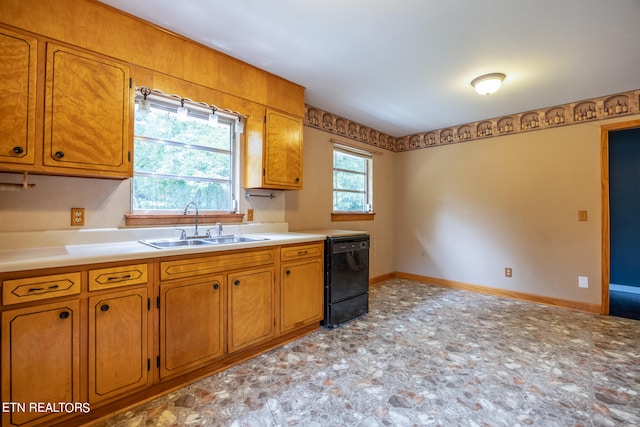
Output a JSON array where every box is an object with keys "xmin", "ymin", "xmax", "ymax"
[
  {"xmin": 0, "ymin": 242, "xmax": 323, "ymax": 426},
  {"xmin": 228, "ymin": 267, "xmax": 276, "ymax": 352},
  {"xmin": 1, "ymin": 299, "xmax": 81, "ymax": 427},
  {"xmin": 159, "ymin": 276, "xmax": 225, "ymax": 379},
  {"xmin": 89, "ymin": 287, "xmax": 151, "ymax": 403}
]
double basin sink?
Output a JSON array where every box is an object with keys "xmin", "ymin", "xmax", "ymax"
[{"xmin": 139, "ymin": 235, "xmax": 268, "ymax": 250}]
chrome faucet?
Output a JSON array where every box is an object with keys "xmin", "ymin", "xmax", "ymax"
[
  {"xmin": 183, "ymin": 202, "xmax": 199, "ymax": 238},
  {"xmin": 215, "ymin": 222, "xmax": 223, "ymax": 237}
]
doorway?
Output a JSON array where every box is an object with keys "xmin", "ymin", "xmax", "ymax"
[{"xmin": 602, "ymin": 120, "xmax": 640, "ymax": 320}]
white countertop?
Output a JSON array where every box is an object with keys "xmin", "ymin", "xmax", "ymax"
[
  {"xmin": 0, "ymin": 224, "xmax": 327, "ymax": 273},
  {"xmin": 297, "ymin": 229, "xmax": 369, "ymax": 238}
]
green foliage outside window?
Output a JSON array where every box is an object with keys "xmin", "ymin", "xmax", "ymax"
[
  {"xmin": 133, "ymin": 104, "xmax": 235, "ymax": 211},
  {"xmin": 333, "ymin": 148, "xmax": 372, "ymax": 212}
]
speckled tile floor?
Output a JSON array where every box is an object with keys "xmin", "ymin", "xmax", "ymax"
[{"xmin": 95, "ymin": 279, "xmax": 640, "ymax": 427}]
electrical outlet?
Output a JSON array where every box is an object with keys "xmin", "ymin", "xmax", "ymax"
[
  {"xmin": 578, "ymin": 210, "xmax": 588, "ymax": 221},
  {"xmin": 247, "ymin": 209, "xmax": 254, "ymax": 221},
  {"xmin": 71, "ymin": 208, "xmax": 85, "ymax": 226},
  {"xmin": 578, "ymin": 276, "xmax": 589, "ymax": 288},
  {"xmin": 505, "ymin": 267, "xmax": 512, "ymax": 278}
]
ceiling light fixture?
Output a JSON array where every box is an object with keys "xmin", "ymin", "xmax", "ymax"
[{"xmin": 471, "ymin": 73, "xmax": 506, "ymax": 96}]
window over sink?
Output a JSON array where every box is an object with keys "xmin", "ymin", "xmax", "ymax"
[{"xmin": 132, "ymin": 89, "xmax": 240, "ymax": 213}]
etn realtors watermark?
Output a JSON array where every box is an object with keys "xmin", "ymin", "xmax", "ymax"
[{"xmin": 2, "ymin": 401, "xmax": 91, "ymax": 414}]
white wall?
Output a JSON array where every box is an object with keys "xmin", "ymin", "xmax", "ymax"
[{"xmin": 394, "ymin": 116, "xmax": 638, "ymax": 304}]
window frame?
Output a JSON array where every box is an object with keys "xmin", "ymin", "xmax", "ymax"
[
  {"xmin": 125, "ymin": 90, "xmax": 244, "ymax": 226},
  {"xmin": 332, "ymin": 143, "xmax": 374, "ymax": 216}
]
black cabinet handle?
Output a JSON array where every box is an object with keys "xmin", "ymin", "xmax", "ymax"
[
  {"xmin": 295, "ymin": 177, "xmax": 300, "ymax": 183},
  {"xmin": 59, "ymin": 311, "xmax": 70, "ymax": 319},
  {"xmin": 213, "ymin": 283, "xmax": 219, "ymax": 290},
  {"xmin": 234, "ymin": 280, "xmax": 240, "ymax": 286},
  {"xmin": 286, "ymin": 270, "xmax": 291, "ymax": 276},
  {"xmin": 100, "ymin": 304, "xmax": 110, "ymax": 312},
  {"xmin": 13, "ymin": 146, "xmax": 24, "ymax": 154},
  {"xmin": 55, "ymin": 151, "xmax": 64, "ymax": 159},
  {"xmin": 107, "ymin": 274, "xmax": 131, "ymax": 282}
]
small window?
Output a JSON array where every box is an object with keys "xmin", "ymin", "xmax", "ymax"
[
  {"xmin": 132, "ymin": 92, "xmax": 239, "ymax": 212},
  {"xmin": 333, "ymin": 143, "xmax": 373, "ymax": 212}
]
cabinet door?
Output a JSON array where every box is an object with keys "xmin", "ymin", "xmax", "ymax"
[
  {"xmin": 43, "ymin": 43, "xmax": 131, "ymax": 176},
  {"xmin": 0, "ymin": 27, "xmax": 37, "ymax": 165},
  {"xmin": 160, "ymin": 276, "xmax": 225, "ymax": 378},
  {"xmin": 263, "ymin": 109, "xmax": 303, "ymax": 189},
  {"xmin": 228, "ymin": 267, "xmax": 275, "ymax": 352},
  {"xmin": 88, "ymin": 288, "xmax": 150, "ymax": 403},
  {"xmin": 1, "ymin": 300, "xmax": 80, "ymax": 427},
  {"xmin": 281, "ymin": 259, "xmax": 324, "ymax": 333}
]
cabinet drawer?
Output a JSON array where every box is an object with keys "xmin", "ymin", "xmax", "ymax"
[
  {"xmin": 280, "ymin": 243, "xmax": 324, "ymax": 262},
  {"xmin": 161, "ymin": 248, "xmax": 276, "ymax": 281},
  {"xmin": 2, "ymin": 272, "xmax": 81, "ymax": 305},
  {"xmin": 89, "ymin": 264, "xmax": 148, "ymax": 291}
]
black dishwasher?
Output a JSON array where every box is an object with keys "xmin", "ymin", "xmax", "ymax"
[{"xmin": 323, "ymin": 234, "xmax": 370, "ymax": 328}]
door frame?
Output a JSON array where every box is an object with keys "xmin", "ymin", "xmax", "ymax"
[{"xmin": 600, "ymin": 119, "xmax": 640, "ymax": 315}]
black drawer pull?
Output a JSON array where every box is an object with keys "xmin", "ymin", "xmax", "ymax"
[
  {"xmin": 59, "ymin": 311, "xmax": 70, "ymax": 319},
  {"xmin": 100, "ymin": 304, "xmax": 110, "ymax": 312},
  {"xmin": 234, "ymin": 280, "xmax": 240, "ymax": 286},
  {"xmin": 213, "ymin": 283, "xmax": 219, "ymax": 290},
  {"xmin": 28, "ymin": 284, "xmax": 60, "ymax": 293},
  {"xmin": 55, "ymin": 151, "xmax": 64, "ymax": 159},
  {"xmin": 107, "ymin": 274, "xmax": 131, "ymax": 281},
  {"xmin": 13, "ymin": 146, "xmax": 24, "ymax": 154}
]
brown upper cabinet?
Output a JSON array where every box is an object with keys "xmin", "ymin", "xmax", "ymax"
[
  {"xmin": 0, "ymin": 27, "xmax": 132, "ymax": 179},
  {"xmin": 245, "ymin": 108, "xmax": 303, "ymax": 190},
  {"xmin": 43, "ymin": 43, "xmax": 131, "ymax": 177},
  {"xmin": 0, "ymin": 27, "xmax": 37, "ymax": 166}
]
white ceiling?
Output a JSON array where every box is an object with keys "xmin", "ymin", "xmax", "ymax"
[{"xmin": 99, "ymin": 0, "xmax": 640, "ymax": 137}]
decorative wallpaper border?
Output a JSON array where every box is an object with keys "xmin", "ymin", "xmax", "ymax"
[
  {"xmin": 305, "ymin": 89, "xmax": 640, "ymax": 152},
  {"xmin": 304, "ymin": 106, "xmax": 397, "ymax": 151}
]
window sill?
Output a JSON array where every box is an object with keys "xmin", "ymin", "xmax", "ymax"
[
  {"xmin": 331, "ymin": 212, "xmax": 375, "ymax": 222},
  {"xmin": 125, "ymin": 213, "xmax": 245, "ymax": 227}
]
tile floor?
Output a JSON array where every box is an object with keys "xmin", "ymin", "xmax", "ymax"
[{"xmin": 95, "ymin": 279, "xmax": 640, "ymax": 427}]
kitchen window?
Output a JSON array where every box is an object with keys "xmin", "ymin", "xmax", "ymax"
[
  {"xmin": 130, "ymin": 90, "xmax": 240, "ymax": 218},
  {"xmin": 332, "ymin": 143, "xmax": 373, "ymax": 216}
]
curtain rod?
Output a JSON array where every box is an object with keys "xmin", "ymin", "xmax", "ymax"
[{"xmin": 330, "ymin": 138, "xmax": 383, "ymax": 155}]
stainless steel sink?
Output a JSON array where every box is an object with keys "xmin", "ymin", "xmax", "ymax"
[
  {"xmin": 139, "ymin": 239, "xmax": 214, "ymax": 249},
  {"xmin": 139, "ymin": 235, "xmax": 269, "ymax": 249},
  {"xmin": 200, "ymin": 235, "xmax": 268, "ymax": 244}
]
